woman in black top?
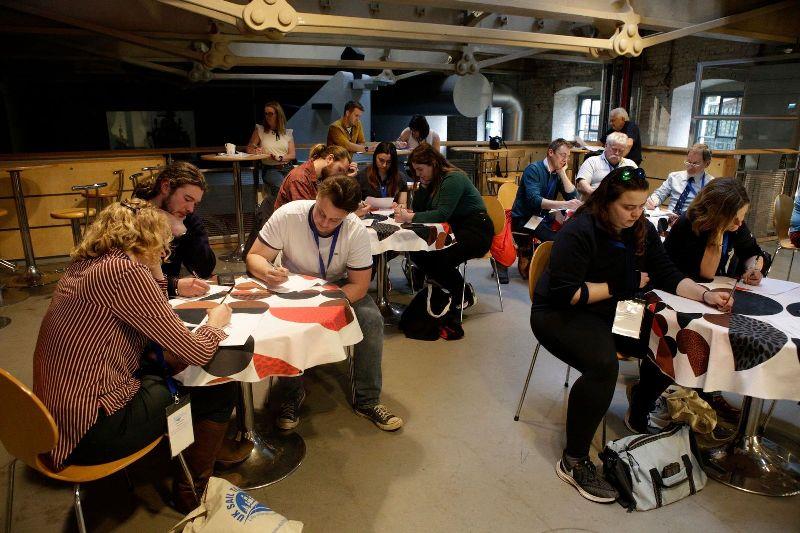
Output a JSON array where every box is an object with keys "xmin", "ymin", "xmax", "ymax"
[
  {"xmin": 531, "ymin": 166, "xmax": 732, "ymax": 504},
  {"xmin": 665, "ymin": 177, "xmax": 767, "ymax": 285},
  {"xmin": 355, "ymin": 142, "xmax": 409, "ymax": 207}
]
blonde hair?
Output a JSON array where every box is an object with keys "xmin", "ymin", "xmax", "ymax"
[
  {"xmin": 263, "ymin": 101, "xmax": 287, "ymax": 135},
  {"xmin": 309, "ymin": 143, "xmax": 351, "ymax": 163},
  {"xmin": 71, "ymin": 199, "xmax": 172, "ymax": 266}
]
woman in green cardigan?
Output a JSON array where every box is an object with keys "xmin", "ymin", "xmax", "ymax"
[{"xmin": 395, "ymin": 144, "xmax": 494, "ymax": 339}]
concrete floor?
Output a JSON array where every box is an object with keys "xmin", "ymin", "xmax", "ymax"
[{"xmin": 1, "ymin": 243, "xmax": 799, "ymax": 532}]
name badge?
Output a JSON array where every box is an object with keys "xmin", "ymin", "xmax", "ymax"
[
  {"xmin": 612, "ymin": 299, "xmax": 645, "ymax": 339},
  {"xmin": 166, "ymin": 395, "xmax": 194, "ymax": 457}
]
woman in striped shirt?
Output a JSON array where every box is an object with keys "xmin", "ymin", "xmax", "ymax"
[{"xmin": 33, "ymin": 199, "xmax": 234, "ymax": 512}]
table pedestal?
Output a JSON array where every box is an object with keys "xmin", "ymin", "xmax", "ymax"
[
  {"xmin": 221, "ymin": 161, "xmax": 246, "ymax": 263},
  {"xmin": 6, "ymin": 169, "xmax": 58, "ymax": 287},
  {"xmin": 703, "ymin": 396, "xmax": 800, "ymax": 496},
  {"xmin": 375, "ymin": 252, "xmax": 403, "ymax": 324},
  {"xmin": 219, "ymin": 382, "xmax": 305, "ymax": 490}
]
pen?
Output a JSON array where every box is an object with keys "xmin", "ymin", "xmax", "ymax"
[{"xmin": 726, "ymin": 275, "xmax": 742, "ymax": 306}]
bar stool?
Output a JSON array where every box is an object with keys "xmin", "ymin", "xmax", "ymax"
[
  {"xmin": 50, "ymin": 183, "xmax": 106, "ymax": 246},
  {"xmin": 128, "ymin": 166, "xmax": 165, "ymax": 197},
  {"xmin": 0, "ymin": 208, "xmax": 14, "ymax": 273},
  {"xmin": 80, "ymin": 169, "xmax": 124, "ymax": 210}
]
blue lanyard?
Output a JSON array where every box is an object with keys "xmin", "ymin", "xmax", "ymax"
[
  {"xmin": 151, "ymin": 343, "xmax": 179, "ymax": 399},
  {"xmin": 379, "ymin": 182, "xmax": 388, "ymax": 198},
  {"xmin": 308, "ymin": 205, "xmax": 341, "ymax": 280},
  {"xmin": 721, "ymin": 232, "xmax": 730, "ymax": 257}
]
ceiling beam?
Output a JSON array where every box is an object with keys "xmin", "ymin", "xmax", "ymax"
[{"xmin": 477, "ymin": 48, "xmax": 544, "ymax": 68}]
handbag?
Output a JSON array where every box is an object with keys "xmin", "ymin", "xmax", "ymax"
[
  {"xmin": 170, "ymin": 477, "xmax": 303, "ymax": 532},
  {"xmin": 490, "ymin": 209, "xmax": 517, "ymax": 267},
  {"xmin": 399, "ymin": 282, "xmax": 452, "ymax": 340},
  {"xmin": 599, "ymin": 424, "xmax": 707, "ymax": 512}
]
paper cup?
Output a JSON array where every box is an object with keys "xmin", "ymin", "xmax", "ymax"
[{"xmin": 224, "ymin": 143, "xmax": 236, "ymax": 155}]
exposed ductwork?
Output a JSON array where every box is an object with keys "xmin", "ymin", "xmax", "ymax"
[{"xmin": 492, "ymin": 83, "xmax": 523, "ymax": 141}]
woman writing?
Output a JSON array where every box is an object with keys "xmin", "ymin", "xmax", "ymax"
[
  {"xmin": 33, "ymin": 199, "xmax": 238, "ymax": 512},
  {"xmin": 396, "ymin": 115, "xmax": 441, "ymax": 152},
  {"xmin": 356, "ymin": 141, "xmax": 409, "ymax": 208},
  {"xmin": 246, "ymin": 101, "xmax": 296, "ymax": 200},
  {"xmin": 394, "ymin": 144, "xmax": 493, "ymax": 339},
  {"xmin": 664, "ymin": 177, "xmax": 768, "ymax": 285},
  {"xmin": 531, "ymin": 167, "xmax": 732, "ymax": 504}
]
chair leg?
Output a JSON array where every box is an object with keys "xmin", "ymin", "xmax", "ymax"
[
  {"xmin": 514, "ymin": 343, "xmax": 541, "ymax": 421},
  {"xmin": 347, "ymin": 345, "xmax": 356, "ymax": 408},
  {"xmin": 491, "ymin": 257, "xmax": 503, "ymax": 311},
  {"xmin": 767, "ymin": 247, "xmax": 780, "ymax": 277},
  {"xmin": 5, "ymin": 459, "xmax": 16, "ymax": 533},
  {"xmin": 602, "ymin": 416, "xmax": 607, "ymax": 446},
  {"xmin": 73, "ymin": 484, "xmax": 87, "ymax": 533},
  {"xmin": 564, "ymin": 366, "xmax": 571, "ymax": 388},
  {"xmin": 788, "ymin": 250, "xmax": 797, "ymax": 281},
  {"xmin": 176, "ymin": 452, "xmax": 199, "ymax": 505},
  {"xmin": 460, "ymin": 262, "xmax": 467, "ymax": 323},
  {"xmin": 69, "ymin": 219, "xmax": 82, "ymax": 247}
]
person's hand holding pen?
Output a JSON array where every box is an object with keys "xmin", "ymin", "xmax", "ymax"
[
  {"xmin": 262, "ymin": 263, "xmax": 289, "ymax": 286},
  {"xmin": 701, "ymin": 288, "xmax": 734, "ymax": 312},
  {"xmin": 176, "ymin": 271, "xmax": 210, "ymax": 297},
  {"xmin": 394, "ymin": 205, "xmax": 414, "ymax": 223}
]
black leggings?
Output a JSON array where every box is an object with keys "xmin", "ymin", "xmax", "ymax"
[
  {"xmin": 531, "ymin": 306, "xmax": 672, "ymax": 458},
  {"xmin": 410, "ymin": 212, "xmax": 494, "ymax": 316},
  {"xmin": 68, "ymin": 375, "xmax": 236, "ymax": 465}
]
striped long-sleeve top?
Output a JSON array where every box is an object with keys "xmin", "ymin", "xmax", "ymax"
[{"xmin": 33, "ymin": 248, "xmax": 227, "ymax": 469}]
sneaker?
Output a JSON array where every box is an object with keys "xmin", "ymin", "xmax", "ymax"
[
  {"xmin": 277, "ymin": 390, "xmax": 306, "ymax": 430},
  {"xmin": 462, "ymin": 283, "xmax": 477, "ymax": 310},
  {"xmin": 355, "ymin": 403, "xmax": 404, "ymax": 431},
  {"xmin": 556, "ymin": 457, "xmax": 618, "ymax": 503}
]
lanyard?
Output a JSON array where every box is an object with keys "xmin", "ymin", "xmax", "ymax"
[
  {"xmin": 308, "ymin": 205, "xmax": 341, "ymax": 280},
  {"xmin": 151, "ymin": 343, "xmax": 179, "ymax": 400},
  {"xmin": 379, "ymin": 181, "xmax": 388, "ymax": 198},
  {"xmin": 602, "ymin": 154, "xmax": 618, "ymax": 173},
  {"xmin": 721, "ymin": 232, "xmax": 730, "ymax": 258}
]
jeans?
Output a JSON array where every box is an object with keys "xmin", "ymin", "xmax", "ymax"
[
  {"xmin": 68, "ymin": 375, "xmax": 237, "ymax": 465},
  {"xmin": 281, "ymin": 294, "xmax": 384, "ymax": 408},
  {"xmin": 262, "ymin": 164, "xmax": 291, "ymax": 209}
]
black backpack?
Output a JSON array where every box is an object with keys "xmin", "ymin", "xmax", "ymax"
[{"xmin": 399, "ymin": 283, "xmax": 452, "ymax": 341}]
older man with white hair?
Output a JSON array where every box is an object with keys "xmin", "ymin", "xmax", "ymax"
[
  {"xmin": 575, "ymin": 131, "xmax": 638, "ymax": 198},
  {"xmin": 600, "ymin": 107, "xmax": 642, "ymax": 165}
]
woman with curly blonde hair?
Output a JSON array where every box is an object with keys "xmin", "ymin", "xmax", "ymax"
[{"xmin": 33, "ymin": 199, "xmax": 237, "ymax": 512}]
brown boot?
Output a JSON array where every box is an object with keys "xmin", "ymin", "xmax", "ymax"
[
  {"xmin": 172, "ymin": 419, "xmax": 228, "ymax": 514},
  {"xmin": 215, "ymin": 438, "xmax": 254, "ymax": 468},
  {"xmin": 517, "ymin": 256, "xmax": 530, "ymax": 280}
]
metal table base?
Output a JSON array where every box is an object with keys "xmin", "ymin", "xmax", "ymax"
[
  {"xmin": 220, "ymin": 161, "xmax": 247, "ymax": 263},
  {"xmin": 220, "ymin": 382, "xmax": 305, "ymax": 490},
  {"xmin": 703, "ymin": 396, "xmax": 800, "ymax": 496},
  {"xmin": 375, "ymin": 252, "xmax": 404, "ymax": 324}
]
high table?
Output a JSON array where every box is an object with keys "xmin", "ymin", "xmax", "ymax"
[
  {"xmin": 2, "ymin": 165, "xmax": 58, "ymax": 287},
  {"xmin": 360, "ymin": 210, "xmax": 455, "ymax": 323},
  {"xmin": 646, "ymin": 277, "xmax": 800, "ymax": 496},
  {"xmin": 170, "ymin": 277, "xmax": 362, "ymax": 489},
  {"xmin": 200, "ymin": 153, "xmax": 268, "ymax": 262}
]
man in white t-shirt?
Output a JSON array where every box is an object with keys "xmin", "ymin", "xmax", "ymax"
[
  {"xmin": 575, "ymin": 131, "xmax": 637, "ymax": 199},
  {"xmin": 246, "ymin": 175, "xmax": 403, "ymax": 432}
]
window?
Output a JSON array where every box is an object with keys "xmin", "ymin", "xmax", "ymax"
[
  {"xmin": 576, "ymin": 96, "xmax": 601, "ymax": 141},
  {"xmin": 696, "ymin": 93, "xmax": 743, "ymax": 150}
]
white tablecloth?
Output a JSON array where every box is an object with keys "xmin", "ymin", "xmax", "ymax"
[{"xmin": 361, "ymin": 209, "xmax": 454, "ymax": 255}]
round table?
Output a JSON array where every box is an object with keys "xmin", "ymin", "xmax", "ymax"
[
  {"xmin": 200, "ymin": 153, "xmax": 269, "ymax": 262},
  {"xmin": 2, "ymin": 165, "xmax": 59, "ymax": 287},
  {"xmin": 646, "ymin": 278, "xmax": 800, "ymax": 496},
  {"xmin": 170, "ymin": 277, "xmax": 362, "ymax": 489}
]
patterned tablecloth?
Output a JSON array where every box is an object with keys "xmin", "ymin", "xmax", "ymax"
[
  {"xmin": 362, "ymin": 210, "xmax": 454, "ymax": 255},
  {"xmin": 169, "ymin": 277, "xmax": 363, "ymax": 387},
  {"xmin": 646, "ymin": 276, "xmax": 800, "ymax": 401}
]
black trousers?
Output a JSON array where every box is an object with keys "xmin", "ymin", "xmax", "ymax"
[
  {"xmin": 531, "ymin": 306, "xmax": 672, "ymax": 458},
  {"xmin": 68, "ymin": 375, "xmax": 236, "ymax": 465},
  {"xmin": 410, "ymin": 212, "xmax": 494, "ymax": 318}
]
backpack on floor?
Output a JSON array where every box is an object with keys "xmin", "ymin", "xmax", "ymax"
[
  {"xmin": 599, "ymin": 424, "xmax": 707, "ymax": 512},
  {"xmin": 399, "ymin": 283, "xmax": 451, "ymax": 340}
]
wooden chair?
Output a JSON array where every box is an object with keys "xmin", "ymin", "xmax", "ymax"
[
  {"xmin": 0, "ymin": 368, "xmax": 192, "ymax": 533},
  {"xmin": 496, "ymin": 182, "xmax": 518, "ymax": 211},
  {"xmin": 459, "ymin": 196, "xmax": 506, "ymax": 321},
  {"xmin": 486, "ymin": 150, "xmax": 528, "ymax": 195},
  {"xmin": 50, "ymin": 183, "xmax": 105, "ymax": 246},
  {"xmin": 768, "ymin": 194, "xmax": 799, "ymax": 280}
]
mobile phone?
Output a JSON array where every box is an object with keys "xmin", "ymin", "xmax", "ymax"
[{"xmin": 217, "ymin": 273, "xmax": 235, "ymax": 286}]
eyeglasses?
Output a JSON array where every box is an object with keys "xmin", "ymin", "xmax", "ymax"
[
  {"xmin": 265, "ymin": 111, "xmax": 276, "ymax": 116},
  {"xmin": 617, "ymin": 167, "xmax": 647, "ymax": 182},
  {"xmin": 684, "ymin": 160, "xmax": 703, "ymax": 167}
]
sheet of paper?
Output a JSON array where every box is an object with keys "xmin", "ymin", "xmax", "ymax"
[
  {"xmin": 361, "ymin": 218, "xmax": 374, "ymax": 227},
  {"xmin": 268, "ymin": 273, "xmax": 326, "ymax": 293},
  {"xmin": 740, "ymin": 276, "xmax": 800, "ymax": 296},
  {"xmin": 372, "ymin": 208, "xmax": 395, "ymax": 217},
  {"xmin": 652, "ymin": 290, "xmax": 718, "ymax": 314},
  {"xmin": 365, "ymin": 196, "xmax": 394, "ymax": 209},
  {"xmin": 524, "ymin": 214, "xmax": 542, "ymax": 231}
]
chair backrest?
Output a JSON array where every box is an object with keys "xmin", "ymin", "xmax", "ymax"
[
  {"xmin": 112, "ymin": 169, "xmax": 125, "ymax": 202},
  {"xmin": 528, "ymin": 241, "xmax": 553, "ymax": 303},
  {"xmin": 0, "ymin": 368, "xmax": 58, "ymax": 470},
  {"xmin": 482, "ymin": 195, "xmax": 506, "ymax": 235},
  {"xmin": 497, "ymin": 182, "xmax": 519, "ymax": 211},
  {"xmin": 773, "ymin": 194, "xmax": 793, "ymax": 238}
]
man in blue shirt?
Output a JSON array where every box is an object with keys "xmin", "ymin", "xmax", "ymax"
[
  {"xmin": 790, "ymin": 179, "xmax": 800, "ymax": 248},
  {"xmin": 503, "ymin": 138, "xmax": 582, "ymax": 280}
]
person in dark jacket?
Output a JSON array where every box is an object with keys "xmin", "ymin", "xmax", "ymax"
[
  {"xmin": 134, "ymin": 161, "xmax": 216, "ymax": 298},
  {"xmin": 531, "ymin": 166, "xmax": 732, "ymax": 504}
]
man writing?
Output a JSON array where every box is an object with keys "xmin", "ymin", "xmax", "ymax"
[
  {"xmin": 247, "ymin": 175, "xmax": 403, "ymax": 432},
  {"xmin": 505, "ymin": 138, "xmax": 582, "ymax": 280},
  {"xmin": 575, "ymin": 132, "xmax": 637, "ymax": 198},
  {"xmin": 646, "ymin": 143, "xmax": 714, "ymax": 218},
  {"xmin": 274, "ymin": 144, "xmax": 358, "ymax": 210},
  {"xmin": 327, "ymin": 100, "xmax": 369, "ymax": 154},
  {"xmin": 134, "ymin": 161, "xmax": 214, "ymax": 298}
]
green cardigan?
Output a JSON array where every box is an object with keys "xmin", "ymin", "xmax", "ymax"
[{"xmin": 411, "ymin": 170, "xmax": 486, "ymax": 223}]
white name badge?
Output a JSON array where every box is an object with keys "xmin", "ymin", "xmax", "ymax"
[
  {"xmin": 166, "ymin": 395, "xmax": 194, "ymax": 457},
  {"xmin": 612, "ymin": 299, "xmax": 645, "ymax": 339}
]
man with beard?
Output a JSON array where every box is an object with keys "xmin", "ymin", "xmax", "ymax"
[
  {"xmin": 134, "ymin": 161, "xmax": 214, "ymax": 298},
  {"xmin": 327, "ymin": 100, "xmax": 368, "ymax": 154},
  {"xmin": 273, "ymin": 144, "xmax": 358, "ymax": 210},
  {"xmin": 575, "ymin": 132, "xmax": 638, "ymax": 199}
]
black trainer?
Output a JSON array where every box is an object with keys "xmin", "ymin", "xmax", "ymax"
[
  {"xmin": 462, "ymin": 283, "xmax": 477, "ymax": 310},
  {"xmin": 277, "ymin": 390, "xmax": 306, "ymax": 430},
  {"xmin": 354, "ymin": 403, "xmax": 404, "ymax": 431},
  {"xmin": 556, "ymin": 457, "xmax": 618, "ymax": 503}
]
